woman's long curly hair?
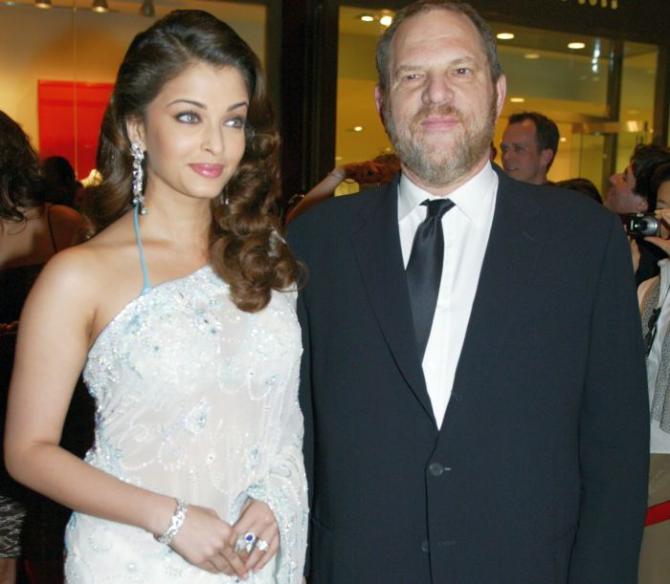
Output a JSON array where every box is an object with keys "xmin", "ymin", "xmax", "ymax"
[
  {"xmin": 0, "ymin": 111, "xmax": 44, "ymax": 222},
  {"xmin": 87, "ymin": 10, "xmax": 301, "ymax": 312}
]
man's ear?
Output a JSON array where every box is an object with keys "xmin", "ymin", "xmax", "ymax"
[
  {"xmin": 494, "ymin": 74, "xmax": 507, "ymax": 118},
  {"xmin": 374, "ymin": 85, "xmax": 383, "ymax": 117},
  {"xmin": 634, "ymin": 195, "xmax": 649, "ymax": 213},
  {"xmin": 375, "ymin": 85, "xmax": 390, "ymax": 129},
  {"xmin": 540, "ymin": 148, "xmax": 554, "ymax": 171},
  {"xmin": 125, "ymin": 116, "xmax": 145, "ymax": 149}
]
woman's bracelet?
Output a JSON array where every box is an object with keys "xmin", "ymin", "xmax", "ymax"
[{"xmin": 154, "ymin": 498, "xmax": 188, "ymax": 546}]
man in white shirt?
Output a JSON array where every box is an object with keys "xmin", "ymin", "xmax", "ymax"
[{"xmin": 289, "ymin": 2, "xmax": 649, "ymax": 582}]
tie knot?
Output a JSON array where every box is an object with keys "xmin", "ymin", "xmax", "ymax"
[{"xmin": 422, "ymin": 198, "xmax": 455, "ymax": 220}]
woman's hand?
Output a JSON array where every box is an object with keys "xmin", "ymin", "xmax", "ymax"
[
  {"xmin": 644, "ymin": 209, "xmax": 670, "ymax": 255},
  {"xmin": 169, "ymin": 504, "xmax": 248, "ymax": 578},
  {"xmin": 233, "ymin": 499, "xmax": 280, "ymax": 574}
]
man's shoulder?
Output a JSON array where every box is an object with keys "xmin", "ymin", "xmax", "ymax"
[
  {"xmin": 287, "ymin": 186, "xmax": 389, "ymax": 242},
  {"xmin": 499, "ymin": 173, "xmax": 616, "ymax": 233}
]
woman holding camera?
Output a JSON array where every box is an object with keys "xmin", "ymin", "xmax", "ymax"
[{"xmin": 635, "ymin": 160, "xmax": 670, "ymax": 584}]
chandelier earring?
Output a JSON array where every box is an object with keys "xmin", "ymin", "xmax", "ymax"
[{"xmin": 131, "ymin": 142, "xmax": 147, "ymax": 215}]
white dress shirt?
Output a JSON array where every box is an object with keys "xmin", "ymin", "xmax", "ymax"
[{"xmin": 398, "ymin": 163, "xmax": 498, "ymax": 429}]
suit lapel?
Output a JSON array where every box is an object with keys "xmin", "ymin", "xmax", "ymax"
[{"xmin": 351, "ymin": 180, "xmax": 436, "ymax": 426}]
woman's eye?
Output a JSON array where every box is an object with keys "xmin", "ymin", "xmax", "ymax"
[
  {"xmin": 176, "ymin": 111, "xmax": 200, "ymax": 124},
  {"xmin": 225, "ymin": 117, "xmax": 246, "ymax": 129}
]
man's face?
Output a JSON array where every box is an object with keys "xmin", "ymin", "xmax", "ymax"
[
  {"xmin": 375, "ymin": 8, "xmax": 506, "ymax": 194},
  {"xmin": 500, "ymin": 120, "xmax": 553, "ymax": 185},
  {"xmin": 605, "ymin": 165, "xmax": 648, "ymax": 214}
]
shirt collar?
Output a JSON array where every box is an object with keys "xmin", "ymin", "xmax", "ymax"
[{"xmin": 397, "ymin": 162, "xmax": 498, "ymax": 227}]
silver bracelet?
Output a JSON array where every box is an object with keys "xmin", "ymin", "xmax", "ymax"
[{"xmin": 154, "ymin": 498, "xmax": 188, "ymax": 546}]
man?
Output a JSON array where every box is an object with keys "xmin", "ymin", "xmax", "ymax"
[
  {"xmin": 288, "ymin": 2, "xmax": 649, "ymax": 582},
  {"xmin": 500, "ymin": 111, "xmax": 559, "ymax": 185},
  {"xmin": 607, "ymin": 144, "xmax": 670, "ymax": 284}
]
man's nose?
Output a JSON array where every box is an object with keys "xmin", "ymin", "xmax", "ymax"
[{"xmin": 422, "ymin": 73, "xmax": 454, "ymax": 105}]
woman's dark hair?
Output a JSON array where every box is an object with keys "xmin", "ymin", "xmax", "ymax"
[
  {"xmin": 0, "ymin": 110, "xmax": 44, "ymax": 221},
  {"xmin": 87, "ymin": 9, "xmax": 300, "ymax": 312},
  {"xmin": 630, "ymin": 143, "xmax": 670, "ymax": 212},
  {"xmin": 650, "ymin": 162, "xmax": 670, "ymax": 199}
]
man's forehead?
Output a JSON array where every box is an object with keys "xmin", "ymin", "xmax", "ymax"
[
  {"xmin": 503, "ymin": 121, "xmax": 537, "ymax": 142},
  {"xmin": 391, "ymin": 8, "xmax": 485, "ymax": 62}
]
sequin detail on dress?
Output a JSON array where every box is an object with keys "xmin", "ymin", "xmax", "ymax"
[{"xmin": 64, "ymin": 266, "xmax": 307, "ymax": 583}]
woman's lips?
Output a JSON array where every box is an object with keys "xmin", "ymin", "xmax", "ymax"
[{"xmin": 189, "ymin": 163, "xmax": 224, "ymax": 178}]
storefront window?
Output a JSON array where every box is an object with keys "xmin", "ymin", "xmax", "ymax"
[{"xmin": 616, "ymin": 41, "xmax": 658, "ymax": 172}]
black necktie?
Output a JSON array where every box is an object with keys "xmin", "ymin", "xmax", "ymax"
[{"xmin": 406, "ymin": 198, "xmax": 455, "ymax": 361}]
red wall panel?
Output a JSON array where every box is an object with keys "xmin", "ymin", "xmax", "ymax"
[{"xmin": 38, "ymin": 80, "xmax": 114, "ymax": 180}]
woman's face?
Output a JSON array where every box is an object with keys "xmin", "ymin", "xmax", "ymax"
[
  {"xmin": 655, "ymin": 179, "xmax": 670, "ymax": 238},
  {"xmin": 129, "ymin": 61, "xmax": 249, "ymax": 207}
]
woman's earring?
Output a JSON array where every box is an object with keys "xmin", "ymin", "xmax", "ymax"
[{"xmin": 131, "ymin": 142, "xmax": 147, "ymax": 215}]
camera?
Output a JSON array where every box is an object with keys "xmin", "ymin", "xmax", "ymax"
[{"xmin": 625, "ymin": 213, "xmax": 660, "ymax": 237}]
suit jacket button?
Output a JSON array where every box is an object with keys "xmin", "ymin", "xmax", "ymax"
[
  {"xmin": 428, "ymin": 462, "xmax": 447, "ymax": 476},
  {"xmin": 420, "ymin": 540, "xmax": 430, "ymax": 553}
]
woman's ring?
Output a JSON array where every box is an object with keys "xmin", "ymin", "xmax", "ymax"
[
  {"xmin": 256, "ymin": 538, "xmax": 269, "ymax": 552},
  {"xmin": 235, "ymin": 532, "xmax": 257, "ymax": 553}
]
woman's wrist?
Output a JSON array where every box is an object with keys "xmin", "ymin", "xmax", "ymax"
[{"xmin": 154, "ymin": 497, "xmax": 188, "ymax": 545}]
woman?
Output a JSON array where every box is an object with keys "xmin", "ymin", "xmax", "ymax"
[
  {"xmin": 0, "ymin": 111, "xmax": 85, "ymax": 584},
  {"xmin": 636, "ymin": 160, "xmax": 670, "ymax": 584},
  {"xmin": 5, "ymin": 11, "xmax": 307, "ymax": 583}
]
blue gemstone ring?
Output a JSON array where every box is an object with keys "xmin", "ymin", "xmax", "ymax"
[{"xmin": 235, "ymin": 532, "xmax": 257, "ymax": 554}]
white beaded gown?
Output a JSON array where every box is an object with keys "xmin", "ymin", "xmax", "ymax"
[{"xmin": 64, "ymin": 242, "xmax": 308, "ymax": 584}]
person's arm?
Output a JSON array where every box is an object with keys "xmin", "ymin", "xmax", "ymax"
[
  {"xmin": 4, "ymin": 249, "xmax": 247, "ymax": 577},
  {"xmin": 285, "ymin": 168, "xmax": 346, "ymax": 224},
  {"xmin": 234, "ymin": 292, "xmax": 309, "ymax": 582},
  {"xmin": 568, "ymin": 214, "xmax": 649, "ymax": 584}
]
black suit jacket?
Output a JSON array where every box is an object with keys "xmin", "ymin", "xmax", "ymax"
[{"xmin": 288, "ymin": 170, "xmax": 649, "ymax": 584}]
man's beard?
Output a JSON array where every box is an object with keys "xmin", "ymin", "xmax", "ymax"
[{"xmin": 383, "ymin": 94, "xmax": 497, "ymax": 189}]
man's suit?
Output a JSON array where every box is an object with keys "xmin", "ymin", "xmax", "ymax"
[{"xmin": 288, "ymin": 169, "xmax": 649, "ymax": 583}]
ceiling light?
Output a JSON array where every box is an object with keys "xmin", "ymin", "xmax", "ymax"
[
  {"xmin": 510, "ymin": 97, "xmax": 525, "ymax": 103},
  {"xmin": 567, "ymin": 42, "xmax": 586, "ymax": 50},
  {"xmin": 524, "ymin": 53, "xmax": 540, "ymax": 60},
  {"xmin": 359, "ymin": 14, "xmax": 374, "ymax": 22},
  {"xmin": 34, "ymin": 0, "xmax": 52, "ymax": 8},
  {"xmin": 139, "ymin": 0, "xmax": 154, "ymax": 17},
  {"xmin": 496, "ymin": 32, "xmax": 515, "ymax": 40},
  {"xmin": 560, "ymin": 137, "xmax": 567, "ymax": 143},
  {"xmin": 379, "ymin": 14, "xmax": 393, "ymax": 27},
  {"xmin": 92, "ymin": 0, "xmax": 108, "ymax": 11},
  {"xmin": 352, "ymin": 126, "xmax": 364, "ymax": 133}
]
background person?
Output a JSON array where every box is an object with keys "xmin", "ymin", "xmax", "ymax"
[
  {"xmin": 609, "ymin": 143, "xmax": 670, "ymax": 285},
  {"xmin": 5, "ymin": 11, "xmax": 307, "ymax": 584},
  {"xmin": 634, "ymin": 163, "xmax": 670, "ymax": 584},
  {"xmin": 0, "ymin": 111, "xmax": 85, "ymax": 584},
  {"xmin": 285, "ymin": 153, "xmax": 400, "ymax": 223},
  {"xmin": 500, "ymin": 111, "xmax": 559, "ymax": 185}
]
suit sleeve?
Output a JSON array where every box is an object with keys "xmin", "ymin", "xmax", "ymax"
[
  {"xmin": 287, "ymin": 224, "xmax": 315, "ymax": 577},
  {"xmin": 568, "ymin": 214, "xmax": 650, "ymax": 584}
]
